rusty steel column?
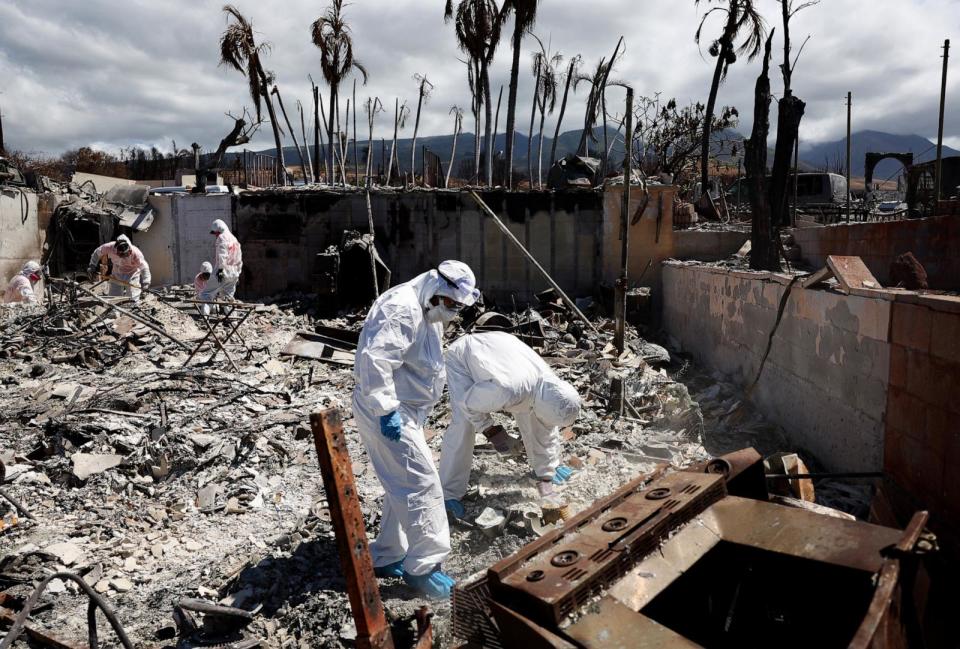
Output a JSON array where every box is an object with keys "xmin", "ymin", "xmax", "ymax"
[{"xmin": 311, "ymin": 409, "xmax": 395, "ymax": 649}]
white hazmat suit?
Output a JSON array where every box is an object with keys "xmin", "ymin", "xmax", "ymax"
[
  {"xmin": 88, "ymin": 235, "xmax": 151, "ymax": 300},
  {"xmin": 440, "ymin": 331, "xmax": 581, "ymax": 502},
  {"xmin": 352, "ymin": 261, "xmax": 479, "ymax": 577},
  {"xmin": 202, "ymin": 220, "xmax": 243, "ymax": 306},
  {"xmin": 3, "ymin": 261, "xmax": 42, "ymax": 305}
]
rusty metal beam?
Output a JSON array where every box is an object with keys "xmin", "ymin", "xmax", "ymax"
[{"xmin": 310, "ymin": 410, "xmax": 395, "ymax": 649}]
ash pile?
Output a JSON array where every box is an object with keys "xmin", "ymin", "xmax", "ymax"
[{"xmin": 0, "ymin": 278, "xmax": 803, "ymax": 647}]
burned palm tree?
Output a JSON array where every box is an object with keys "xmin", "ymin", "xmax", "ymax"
[
  {"xmin": 410, "ymin": 74, "xmax": 435, "ymax": 184},
  {"xmin": 548, "ymin": 55, "xmax": 581, "ymax": 168},
  {"xmin": 446, "ymin": 106, "xmax": 465, "ymax": 187},
  {"xmin": 271, "ymin": 86, "xmax": 308, "ymax": 182},
  {"xmin": 575, "ymin": 38, "xmax": 624, "ymax": 159},
  {"xmin": 695, "ymin": 0, "xmax": 766, "ymax": 199},
  {"xmin": 219, "ymin": 4, "xmax": 286, "ymax": 184},
  {"xmin": 445, "ymin": 0, "xmax": 504, "ymax": 186},
  {"xmin": 311, "ymin": 0, "xmax": 368, "ymax": 185},
  {"xmin": 529, "ymin": 37, "xmax": 562, "ymax": 188},
  {"xmin": 364, "ymin": 96, "xmax": 384, "ymax": 185},
  {"xmin": 500, "ymin": 0, "xmax": 540, "ymax": 188},
  {"xmin": 386, "ymin": 99, "xmax": 410, "ymax": 185}
]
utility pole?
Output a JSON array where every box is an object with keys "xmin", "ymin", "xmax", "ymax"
[
  {"xmin": 935, "ymin": 39, "xmax": 950, "ymax": 204},
  {"xmin": 846, "ymin": 91, "xmax": 852, "ymax": 222},
  {"xmin": 614, "ymin": 87, "xmax": 634, "ymax": 355}
]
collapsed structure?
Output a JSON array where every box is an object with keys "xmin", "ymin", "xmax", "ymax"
[{"xmin": 0, "ymin": 158, "xmax": 958, "ymax": 647}]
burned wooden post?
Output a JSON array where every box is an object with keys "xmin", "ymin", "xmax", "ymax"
[
  {"xmin": 614, "ymin": 87, "xmax": 634, "ymax": 355},
  {"xmin": 310, "ymin": 409, "xmax": 395, "ymax": 649},
  {"xmin": 746, "ymin": 32, "xmax": 779, "ymax": 271}
]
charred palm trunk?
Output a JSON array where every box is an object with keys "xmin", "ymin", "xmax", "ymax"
[
  {"xmin": 505, "ymin": 25, "xmax": 523, "ymax": 189},
  {"xmin": 492, "ymin": 85, "xmax": 503, "ymax": 186},
  {"xmin": 273, "ymin": 87, "xmax": 308, "ymax": 182},
  {"xmin": 411, "ymin": 79, "xmax": 426, "ymax": 186},
  {"xmin": 746, "ymin": 33, "xmax": 779, "ymax": 271},
  {"xmin": 446, "ymin": 116, "xmax": 461, "ymax": 188},
  {"xmin": 387, "ymin": 98, "xmax": 400, "ymax": 186},
  {"xmin": 313, "ymin": 85, "xmax": 322, "ymax": 183},
  {"xmin": 258, "ymin": 70, "xmax": 286, "ymax": 185},
  {"xmin": 481, "ymin": 59, "xmax": 494, "ymax": 186},
  {"xmin": 527, "ymin": 69, "xmax": 541, "ymax": 187},
  {"xmin": 327, "ymin": 85, "xmax": 337, "ymax": 184},
  {"xmin": 353, "ymin": 81, "xmax": 360, "ymax": 187},
  {"xmin": 550, "ymin": 59, "xmax": 576, "ymax": 167}
]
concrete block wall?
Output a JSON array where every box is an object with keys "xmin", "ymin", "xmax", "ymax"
[
  {"xmin": 234, "ymin": 189, "xmax": 606, "ymax": 305},
  {"xmin": 885, "ymin": 293, "xmax": 960, "ymax": 552},
  {"xmin": 672, "ymin": 228, "xmax": 749, "ymax": 262},
  {"xmin": 662, "ymin": 262, "xmax": 891, "ymax": 472},
  {"xmin": 789, "ymin": 215, "xmax": 960, "ymax": 290}
]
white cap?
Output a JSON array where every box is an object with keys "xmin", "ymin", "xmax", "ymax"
[
  {"xmin": 435, "ymin": 260, "xmax": 480, "ymax": 306},
  {"xmin": 21, "ymin": 261, "xmax": 41, "ymax": 276}
]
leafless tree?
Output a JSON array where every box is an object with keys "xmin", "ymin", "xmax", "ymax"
[
  {"xmin": 446, "ymin": 106, "xmax": 465, "ymax": 187},
  {"xmin": 386, "ymin": 99, "xmax": 410, "ymax": 185},
  {"xmin": 549, "ymin": 54, "xmax": 581, "ymax": 168},
  {"xmin": 365, "ymin": 97, "xmax": 384, "ymax": 185},
  {"xmin": 297, "ymin": 99, "xmax": 314, "ymax": 182},
  {"xmin": 271, "ymin": 86, "xmax": 308, "ymax": 181}
]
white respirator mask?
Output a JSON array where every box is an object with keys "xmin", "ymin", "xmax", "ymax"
[{"xmin": 425, "ymin": 303, "xmax": 459, "ymax": 324}]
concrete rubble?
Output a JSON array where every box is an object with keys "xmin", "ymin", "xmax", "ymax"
[{"xmin": 0, "ymin": 270, "xmax": 861, "ymax": 647}]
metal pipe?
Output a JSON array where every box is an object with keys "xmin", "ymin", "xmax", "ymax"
[{"xmin": 468, "ymin": 190, "xmax": 599, "ymax": 334}]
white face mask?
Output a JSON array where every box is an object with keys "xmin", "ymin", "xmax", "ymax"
[{"xmin": 425, "ymin": 304, "xmax": 459, "ymax": 324}]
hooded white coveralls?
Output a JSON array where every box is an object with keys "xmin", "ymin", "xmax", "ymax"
[
  {"xmin": 439, "ymin": 331, "xmax": 581, "ymax": 502},
  {"xmin": 3, "ymin": 261, "xmax": 41, "ymax": 305},
  {"xmin": 89, "ymin": 235, "xmax": 151, "ymax": 299},
  {"xmin": 203, "ymin": 220, "xmax": 243, "ymax": 307},
  {"xmin": 352, "ymin": 263, "xmax": 479, "ymax": 576}
]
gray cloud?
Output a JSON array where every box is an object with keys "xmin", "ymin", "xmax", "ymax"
[{"xmin": 1, "ymin": 0, "xmax": 956, "ymax": 156}]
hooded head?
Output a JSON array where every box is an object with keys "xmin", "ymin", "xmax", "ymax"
[
  {"xmin": 200, "ymin": 261, "xmax": 213, "ymax": 275},
  {"xmin": 21, "ymin": 261, "xmax": 41, "ymax": 283},
  {"xmin": 434, "ymin": 260, "xmax": 480, "ymax": 307},
  {"xmin": 115, "ymin": 234, "xmax": 132, "ymax": 256},
  {"xmin": 533, "ymin": 375, "xmax": 581, "ymax": 429},
  {"xmin": 210, "ymin": 219, "xmax": 229, "ymax": 236}
]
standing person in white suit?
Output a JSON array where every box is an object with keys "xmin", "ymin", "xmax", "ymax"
[
  {"xmin": 439, "ymin": 331, "xmax": 581, "ymax": 517},
  {"xmin": 203, "ymin": 219, "xmax": 243, "ymax": 306},
  {"xmin": 352, "ymin": 260, "xmax": 480, "ymax": 599}
]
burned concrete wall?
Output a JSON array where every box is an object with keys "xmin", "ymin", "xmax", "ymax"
[
  {"xmin": 0, "ymin": 186, "xmax": 43, "ymax": 287},
  {"xmin": 790, "ymin": 215, "xmax": 960, "ymax": 290},
  {"xmin": 234, "ymin": 189, "xmax": 605, "ymax": 305},
  {"xmin": 662, "ymin": 262, "xmax": 890, "ymax": 473}
]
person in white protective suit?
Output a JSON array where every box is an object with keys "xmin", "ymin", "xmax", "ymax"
[
  {"xmin": 352, "ymin": 260, "xmax": 480, "ymax": 599},
  {"xmin": 87, "ymin": 235, "xmax": 151, "ymax": 301},
  {"xmin": 194, "ymin": 262, "xmax": 213, "ymax": 314},
  {"xmin": 202, "ymin": 220, "xmax": 243, "ymax": 307},
  {"xmin": 439, "ymin": 331, "xmax": 581, "ymax": 518},
  {"xmin": 3, "ymin": 261, "xmax": 42, "ymax": 305}
]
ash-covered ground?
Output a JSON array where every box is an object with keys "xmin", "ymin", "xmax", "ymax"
[{"xmin": 0, "ymin": 286, "xmax": 866, "ymax": 647}]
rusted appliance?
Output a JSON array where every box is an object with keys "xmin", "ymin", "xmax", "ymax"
[{"xmin": 453, "ymin": 449, "xmax": 931, "ymax": 649}]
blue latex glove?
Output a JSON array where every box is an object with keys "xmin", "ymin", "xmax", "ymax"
[
  {"xmin": 374, "ymin": 559, "xmax": 404, "ymax": 578},
  {"xmin": 445, "ymin": 499, "xmax": 466, "ymax": 520},
  {"xmin": 379, "ymin": 411, "xmax": 402, "ymax": 441},
  {"xmin": 403, "ymin": 567, "xmax": 456, "ymax": 599},
  {"xmin": 552, "ymin": 465, "xmax": 574, "ymax": 484}
]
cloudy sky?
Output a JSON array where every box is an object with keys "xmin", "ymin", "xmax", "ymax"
[{"xmin": 1, "ymin": 0, "xmax": 957, "ymax": 157}]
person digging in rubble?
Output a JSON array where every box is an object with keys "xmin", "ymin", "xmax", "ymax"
[
  {"xmin": 439, "ymin": 331, "xmax": 581, "ymax": 519},
  {"xmin": 352, "ymin": 260, "xmax": 480, "ymax": 599},
  {"xmin": 194, "ymin": 261, "xmax": 213, "ymax": 313},
  {"xmin": 3, "ymin": 261, "xmax": 43, "ymax": 305},
  {"xmin": 87, "ymin": 234, "xmax": 151, "ymax": 301}
]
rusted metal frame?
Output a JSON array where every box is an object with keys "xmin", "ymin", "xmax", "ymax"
[
  {"xmin": 0, "ymin": 572, "xmax": 134, "ymax": 649},
  {"xmin": 198, "ymin": 309, "xmax": 239, "ymax": 372},
  {"xmin": 182, "ymin": 306, "xmax": 236, "ymax": 368},
  {"xmin": 310, "ymin": 409, "xmax": 395, "ymax": 649},
  {"xmin": 849, "ymin": 510, "xmax": 929, "ymax": 649},
  {"xmin": 210, "ymin": 308, "xmax": 254, "ymax": 358},
  {"xmin": 0, "ymin": 605, "xmax": 83, "ymax": 649}
]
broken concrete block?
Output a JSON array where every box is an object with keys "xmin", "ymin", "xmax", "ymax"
[
  {"xmin": 45, "ymin": 541, "xmax": 83, "ymax": 566},
  {"xmin": 109, "ymin": 577, "xmax": 133, "ymax": 592},
  {"xmin": 71, "ymin": 453, "xmax": 123, "ymax": 480},
  {"xmin": 586, "ymin": 449, "xmax": 606, "ymax": 465},
  {"xmin": 94, "ymin": 579, "xmax": 111, "ymax": 594}
]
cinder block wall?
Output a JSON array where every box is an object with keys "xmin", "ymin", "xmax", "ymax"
[
  {"xmin": 663, "ymin": 261, "xmax": 960, "ymax": 554},
  {"xmin": 885, "ymin": 293, "xmax": 960, "ymax": 553},
  {"xmin": 0, "ymin": 188, "xmax": 43, "ymax": 287},
  {"xmin": 234, "ymin": 189, "xmax": 606, "ymax": 305},
  {"xmin": 790, "ymin": 215, "xmax": 960, "ymax": 290},
  {"xmin": 662, "ymin": 262, "xmax": 890, "ymax": 472}
]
